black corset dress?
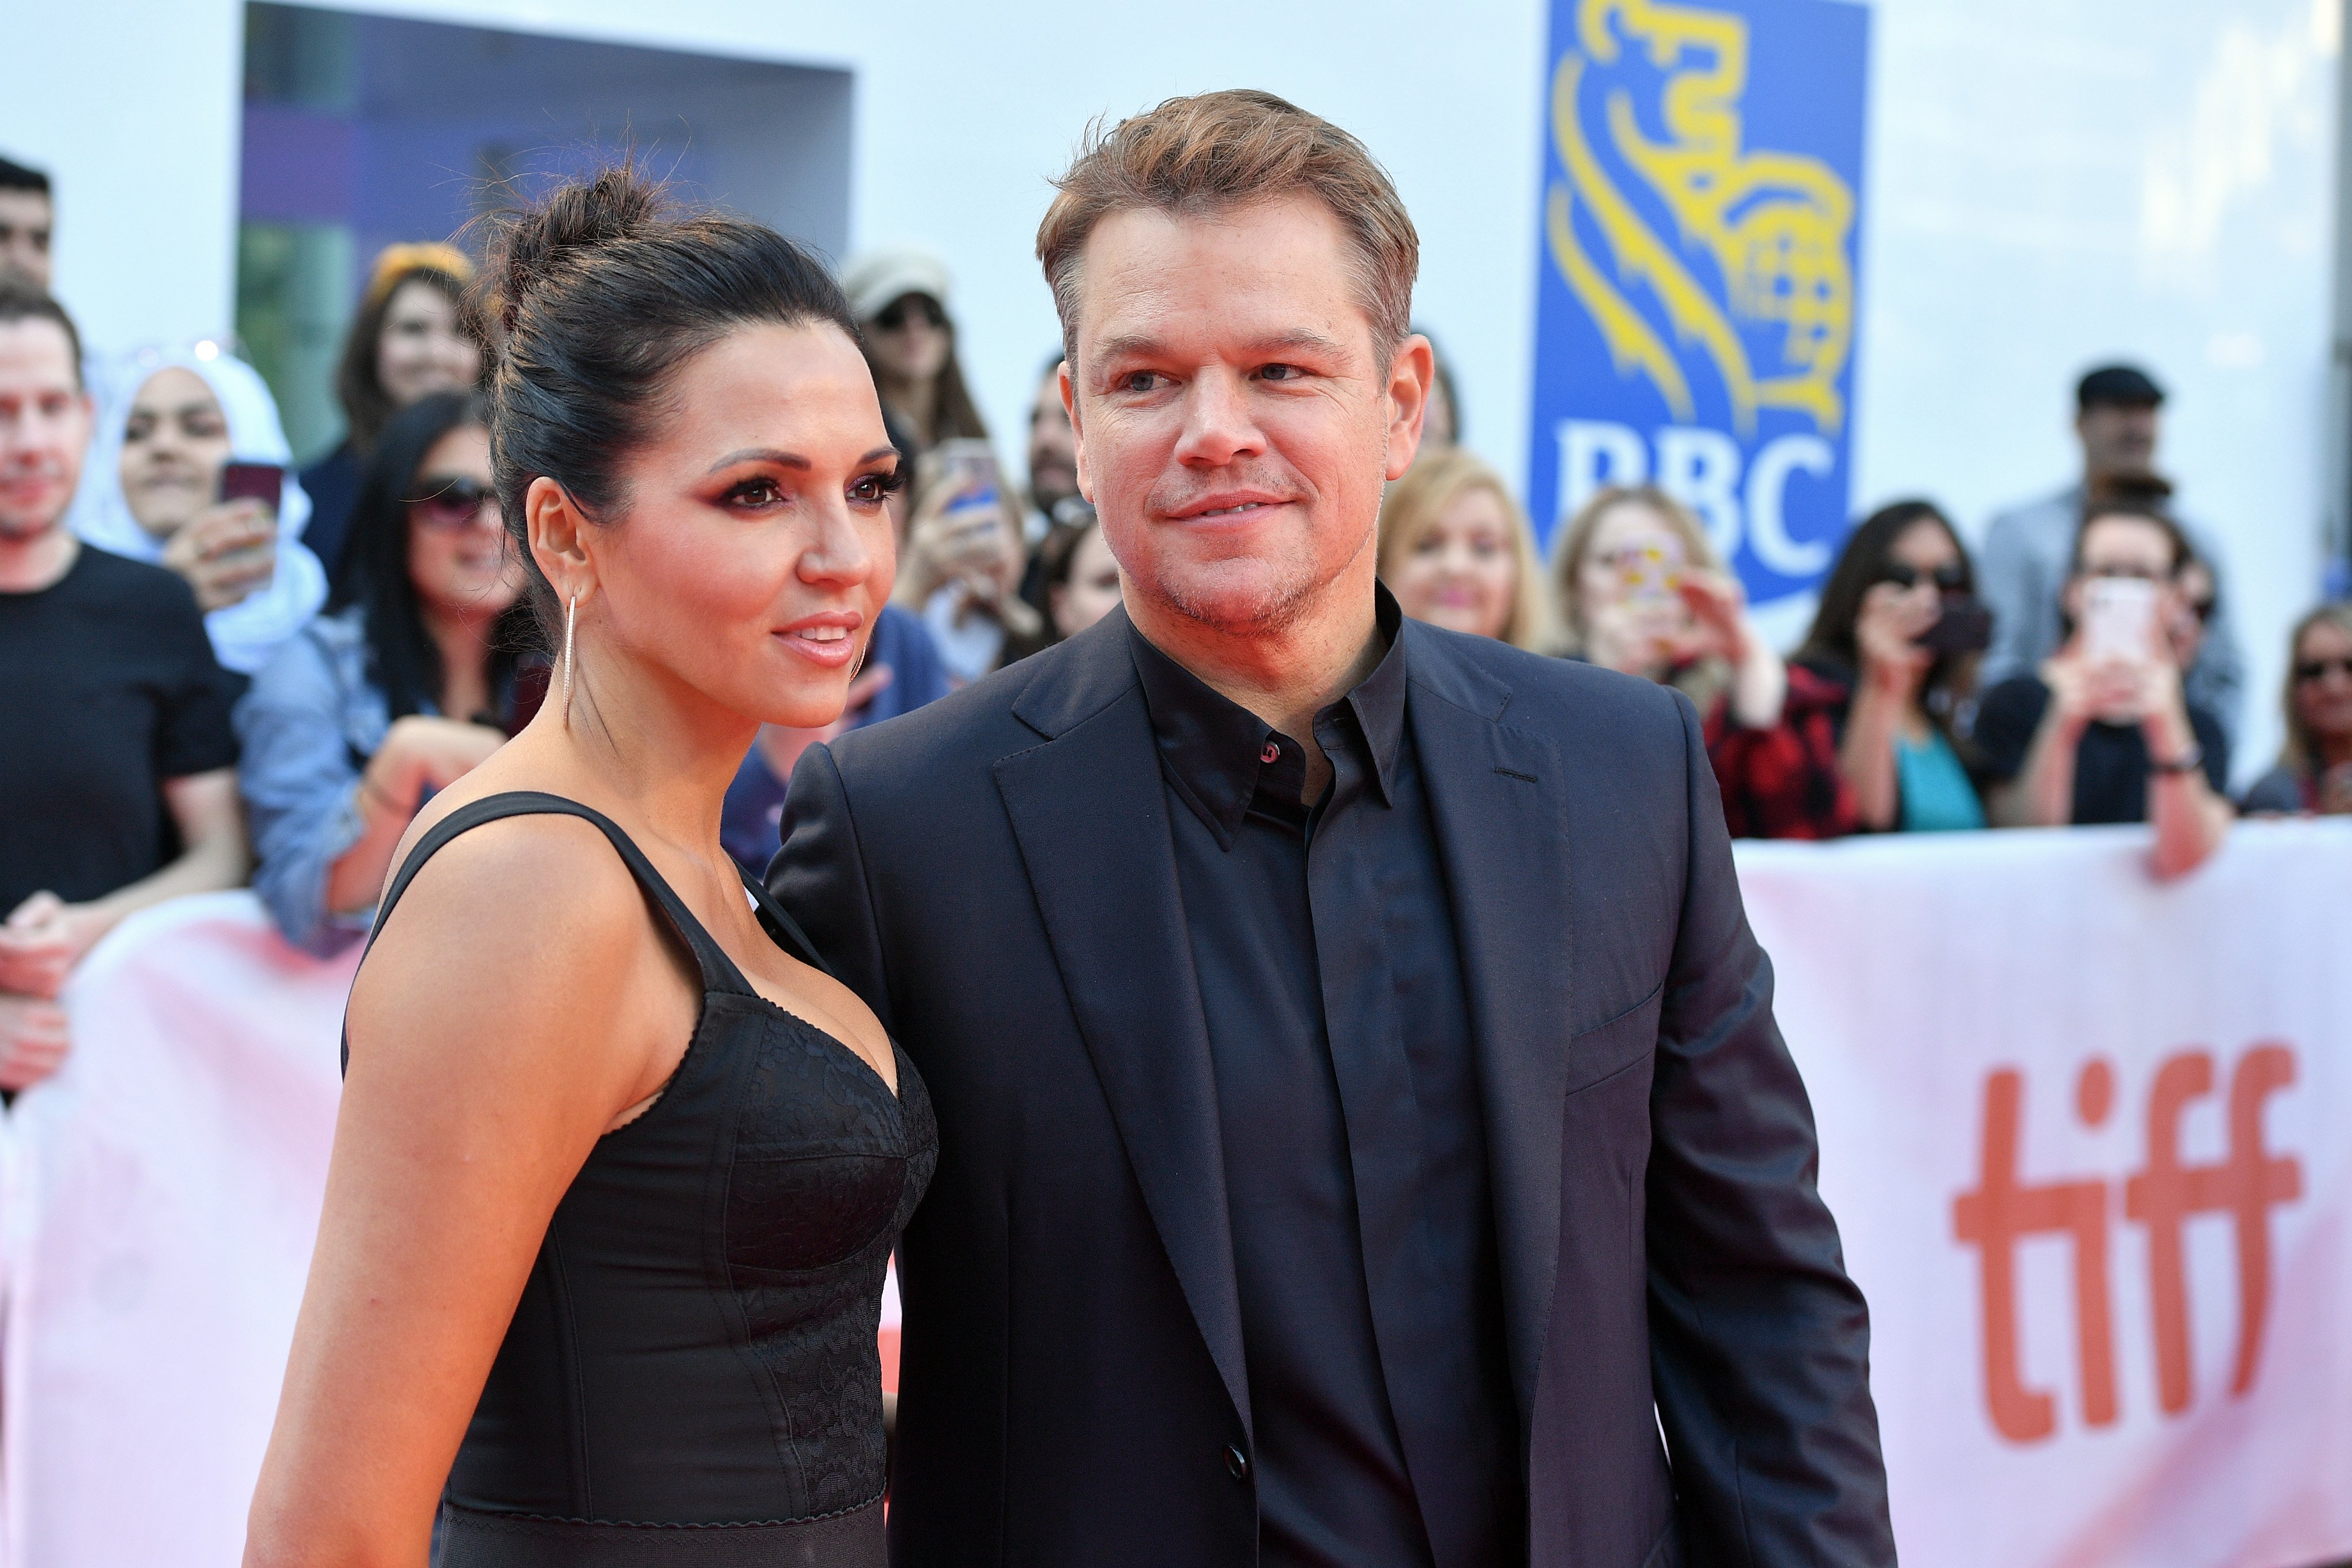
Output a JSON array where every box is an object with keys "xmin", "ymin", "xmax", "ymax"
[{"xmin": 359, "ymin": 792, "xmax": 935, "ymax": 1566}]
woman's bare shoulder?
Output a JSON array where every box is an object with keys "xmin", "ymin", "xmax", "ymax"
[{"xmin": 352, "ymin": 807, "xmax": 660, "ymax": 1068}]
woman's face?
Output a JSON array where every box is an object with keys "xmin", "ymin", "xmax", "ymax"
[
  {"xmin": 1389, "ymin": 485, "xmax": 1518, "ymax": 641},
  {"xmin": 376, "ymin": 280, "xmax": 481, "ymax": 410},
  {"xmin": 862, "ymin": 292, "xmax": 951, "ymax": 385},
  {"xmin": 1575, "ymin": 500, "xmax": 1689, "ymax": 628},
  {"xmin": 1050, "ymin": 524, "xmax": 1123, "ymax": 638},
  {"xmin": 405, "ymin": 424, "xmax": 521, "ymax": 623},
  {"xmin": 119, "ymin": 366, "xmax": 231, "ymax": 539},
  {"xmin": 563, "ymin": 321, "xmax": 900, "ymax": 731},
  {"xmin": 1866, "ymin": 516, "xmax": 1964, "ymax": 619},
  {"xmin": 2294, "ymin": 618, "xmax": 2352, "ymax": 745}
]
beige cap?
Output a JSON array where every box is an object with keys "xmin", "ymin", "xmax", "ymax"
[{"xmin": 841, "ymin": 247, "xmax": 952, "ymax": 323}]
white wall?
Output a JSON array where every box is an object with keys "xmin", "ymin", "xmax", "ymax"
[{"xmin": 7, "ymin": 0, "xmax": 2335, "ymax": 775}]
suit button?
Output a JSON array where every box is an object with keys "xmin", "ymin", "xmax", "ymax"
[{"xmin": 1225, "ymin": 1444, "xmax": 1250, "ymax": 1482}]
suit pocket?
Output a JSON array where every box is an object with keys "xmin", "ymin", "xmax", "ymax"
[{"xmin": 1563, "ymin": 980, "xmax": 1664, "ymax": 1097}]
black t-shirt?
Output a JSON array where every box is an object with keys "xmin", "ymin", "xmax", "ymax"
[
  {"xmin": 1973, "ymin": 672, "xmax": 2229, "ymax": 826},
  {"xmin": 0, "ymin": 545, "xmax": 242, "ymax": 913}
]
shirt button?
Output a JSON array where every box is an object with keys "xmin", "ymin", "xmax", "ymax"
[
  {"xmin": 1259, "ymin": 741, "xmax": 1281, "ymax": 765},
  {"xmin": 1225, "ymin": 1443, "xmax": 1251, "ymax": 1482}
]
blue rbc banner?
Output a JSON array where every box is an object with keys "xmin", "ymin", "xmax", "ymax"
[{"xmin": 1527, "ymin": 0, "xmax": 1871, "ymax": 609}]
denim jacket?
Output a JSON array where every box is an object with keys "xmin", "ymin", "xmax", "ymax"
[{"xmin": 234, "ymin": 605, "xmax": 403, "ymax": 957}]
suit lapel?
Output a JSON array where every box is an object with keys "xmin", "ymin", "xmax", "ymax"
[
  {"xmin": 1405, "ymin": 626, "xmax": 1575, "ymax": 1434},
  {"xmin": 993, "ymin": 615, "xmax": 1250, "ymax": 1431}
]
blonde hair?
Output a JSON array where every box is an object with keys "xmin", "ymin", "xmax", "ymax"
[
  {"xmin": 1550, "ymin": 484, "xmax": 1728, "ymax": 707},
  {"xmin": 1035, "ymin": 90, "xmax": 1418, "ymax": 363},
  {"xmin": 2282, "ymin": 602, "xmax": 2352, "ymax": 770},
  {"xmin": 1377, "ymin": 450, "xmax": 1551, "ymax": 649}
]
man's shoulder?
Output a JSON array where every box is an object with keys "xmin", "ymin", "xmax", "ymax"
[
  {"xmin": 826, "ymin": 630, "xmax": 1097, "ymax": 789},
  {"xmin": 71, "ymin": 543, "xmax": 198, "ymax": 609},
  {"xmin": 1984, "ymin": 485, "xmax": 2079, "ymax": 543},
  {"xmin": 1400, "ymin": 621, "xmax": 1692, "ymax": 752}
]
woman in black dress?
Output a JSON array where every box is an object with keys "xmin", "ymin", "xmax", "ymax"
[{"xmin": 246, "ymin": 168, "xmax": 931, "ymax": 1566}]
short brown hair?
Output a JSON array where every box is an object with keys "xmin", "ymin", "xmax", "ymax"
[
  {"xmin": 1036, "ymin": 89, "xmax": 1419, "ymax": 364},
  {"xmin": 0, "ymin": 276, "xmax": 81, "ymax": 389}
]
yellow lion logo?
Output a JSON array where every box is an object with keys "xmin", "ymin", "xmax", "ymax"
[{"xmin": 1547, "ymin": 0, "xmax": 1855, "ymax": 438}]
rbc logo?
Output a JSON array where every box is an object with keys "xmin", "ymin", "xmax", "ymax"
[
  {"xmin": 1527, "ymin": 0, "xmax": 1869, "ymax": 597},
  {"xmin": 1951, "ymin": 1045, "xmax": 2303, "ymax": 1444}
]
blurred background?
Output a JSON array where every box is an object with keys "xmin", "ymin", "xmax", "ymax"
[{"xmin": 5, "ymin": 0, "xmax": 2346, "ymax": 778}]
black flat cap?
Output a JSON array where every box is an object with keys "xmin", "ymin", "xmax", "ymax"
[{"xmin": 2077, "ymin": 363, "xmax": 2165, "ymax": 409}]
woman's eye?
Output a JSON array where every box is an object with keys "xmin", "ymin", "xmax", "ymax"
[{"xmin": 726, "ymin": 479, "xmax": 785, "ymax": 509}]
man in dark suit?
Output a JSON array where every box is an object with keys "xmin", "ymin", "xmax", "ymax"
[{"xmin": 773, "ymin": 89, "xmax": 1893, "ymax": 1568}]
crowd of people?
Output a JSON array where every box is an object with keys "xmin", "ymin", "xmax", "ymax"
[{"xmin": 4, "ymin": 141, "xmax": 2350, "ymax": 1095}]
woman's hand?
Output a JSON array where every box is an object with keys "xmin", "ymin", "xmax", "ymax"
[
  {"xmin": 896, "ymin": 484, "xmax": 1016, "ymax": 609},
  {"xmin": 162, "ymin": 498, "xmax": 278, "ymax": 612},
  {"xmin": 1675, "ymin": 571, "xmax": 1787, "ymax": 729},
  {"xmin": 363, "ymin": 717, "xmax": 509, "ymax": 819},
  {"xmin": 1855, "ymin": 583, "xmax": 1937, "ymax": 698},
  {"xmin": 0, "ymin": 890, "xmax": 106, "ymax": 999},
  {"xmin": 1585, "ymin": 596, "xmax": 1681, "ymax": 680},
  {"xmin": 1671, "ymin": 570, "xmax": 1753, "ymax": 667},
  {"xmin": 0, "ymin": 992, "xmax": 70, "ymax": 1093}
]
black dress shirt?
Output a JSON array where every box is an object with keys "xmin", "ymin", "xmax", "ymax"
[{"xmin": 1128, "ymin": 599, "xmax": 1521, "ymax": 1568}]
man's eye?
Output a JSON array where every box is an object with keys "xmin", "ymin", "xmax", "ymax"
[
  {"xmin": 1117, "ymin": 371, "xmax": 1160, "ymax": 394},
  {"xmin": 1259, "ymin": 363, "xmax": 1303, "ymax": 382}
]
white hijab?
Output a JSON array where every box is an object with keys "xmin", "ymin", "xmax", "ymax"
[{"xmin": 71, "ymin": 345, "xmax": 327, "ymax": 675}]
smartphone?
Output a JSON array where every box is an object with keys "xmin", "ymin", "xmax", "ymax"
[
  {"xmin": 2082, "ymin": 578, "xmax": 2157, "ymax": 664},
  {"xmin": 1916, "ymin": 596, "xmax": 1993, "ymax": 655},
  {"xmin": 218, "ymin": 461, "xmax": 284, "ymax": 513},
  {"xmin": 931, "ymin": 438, "xmax": 1003, "ymax": 516},
  {"xmin": 1618, "ymin": 539, "xmax": 1686, "ymax": 603}
]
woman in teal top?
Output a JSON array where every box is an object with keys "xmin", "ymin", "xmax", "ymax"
[{"xmin": 1796, "ymin": 500, "xmax": 1989, "ymax": 832}]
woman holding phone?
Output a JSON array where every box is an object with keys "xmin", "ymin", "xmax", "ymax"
[
  {"xmin": 1793, "ymin": 500, "xmax": 1989, "ymax": 832},
  {"xmin": 1550, "ymin": 484, "xmax": 1856, "ymax": 839},
  {"xmin": 237, "ymin": 391, "xmax": 534, "ymax": 957},
  {"xmin": 73, "ymin": 344, "xmax": 328, "ymax": 675},
  {"xmin": 246, "ymin": 168, "xmax": 931, "ymax": 1566},
  {"xmin": 1973, "ymin": 500, "xmax": 2232, "ymax": 877},
  {"xmin": 892, "ymin": 438, "xmax": 1047, "ymax": 683}
]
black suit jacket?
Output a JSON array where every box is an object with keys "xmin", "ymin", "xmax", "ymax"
[{"xmin": 772, "ymin": 608, "xmax": 1892, "ymax": 1568}]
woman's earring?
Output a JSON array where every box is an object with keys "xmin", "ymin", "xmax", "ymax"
[{"xmin": 562, "ymin": 594, "xmax": 578, "ymax": 722}]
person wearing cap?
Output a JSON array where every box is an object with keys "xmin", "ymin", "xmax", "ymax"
[
  {"xmin": 841, "ymin": 246, "xmax": 989, "ymax": 450},
  {"xmin": 298, "ymin": 243, "xmax": 487, "ymax": 583},
  {"xmin": 1979, "ymin": 362, "xmax": 2243, "ymax": 744}
]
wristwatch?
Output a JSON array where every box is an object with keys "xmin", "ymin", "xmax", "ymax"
[{"xmin": 2148, "ymin": 743, "xmax": 2204, "ymax": 776}]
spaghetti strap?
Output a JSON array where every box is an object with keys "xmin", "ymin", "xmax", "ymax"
[
  {"xmin": 368, "ymin": 790, "xmax": 756, "ymax": 1000},
  {"xmin": 743, "ymin": 870, "xmax": 832, "ymax": 977}
]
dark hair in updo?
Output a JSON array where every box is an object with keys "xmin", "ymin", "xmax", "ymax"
[{"xmin": 477, "ymin": 163, "xmax": 861, "ymax": 638}]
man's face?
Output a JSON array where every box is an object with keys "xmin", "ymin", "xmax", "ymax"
[
  {"xmin": 1064, "ymin": 194, "xmax": 1427, "ymax": 635},
  {"xmin": 1026, "ymin": 365, "xmax": 1079, "ymax": 519},
  {"xmin": 2077, "ymin": 400, "xmax": 2160, "ymax": 479},
  {"xmin": 0, "ymin": 317, "xmax": 90, "ymax": 540},
  {"xmin": 0, "ymin": 191, "xmax": 54, "ymax": 290}
]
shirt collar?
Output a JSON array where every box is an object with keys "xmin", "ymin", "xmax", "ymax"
[{"xmin": 1128, "ymin": 586, "xmax": 1410, "ymax": 847}]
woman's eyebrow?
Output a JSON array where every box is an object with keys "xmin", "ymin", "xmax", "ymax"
[{"xmin": 705, "ymin": 448, "xmax": 813, "ymax": 474}]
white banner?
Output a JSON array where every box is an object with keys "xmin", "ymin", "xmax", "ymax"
[
  {"xmin": 1, "ymin": 893, "xmax": 353, "ymax": 1568},
  {"xmin": 1737, "ymin": 820, "xmax": 2352, "ymax": 1568},
  {"xmin": 2, "ymin": 832, "xmax": 2344, "ymax": 1566}
]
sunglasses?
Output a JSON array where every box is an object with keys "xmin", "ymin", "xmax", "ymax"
[
  {"xmin": 1877, "ymin": 562, "xmax": 1968, "ymax": 592},
  {"xmin": 2295, "ymin": 655, "xmax": 2352, "ymax": 684},
  {"xmin": 408, "ymin": 475, "xmax": 499, "ymax": 532},
  {"xmin": 872, "ymin": 296, "xmax": 946, "ymax": 333}
]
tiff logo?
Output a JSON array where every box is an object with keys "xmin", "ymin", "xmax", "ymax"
[{"xmin": 1950, "ymin": 1045, "xmax": 2302, "ymax": 1443}]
